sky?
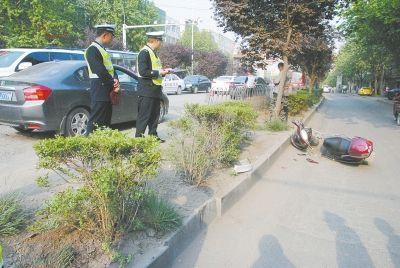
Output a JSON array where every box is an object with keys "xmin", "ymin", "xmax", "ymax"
[{"xmin": 151, "ymin": 0, "xmax": 236, "ymax": 41}]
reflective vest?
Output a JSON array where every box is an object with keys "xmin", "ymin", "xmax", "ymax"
[
  {"xmin": 84, "ymin": 42, "xmax": 115, "ymax": 79},
  {"xmin": 138, "ymin": 45, "xmax": 163, "ymax": 85}
]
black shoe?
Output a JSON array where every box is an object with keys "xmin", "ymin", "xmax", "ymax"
[{"xmin": 156, "ymin": 137, "xmax": 165, "ymax": 143}]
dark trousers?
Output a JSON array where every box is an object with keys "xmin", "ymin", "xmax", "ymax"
[
  {"xmin": 87, "ymin": 101, "xmax": 112, "ymax": 135},
  {"xmin": 135, "ymin": 96, "xmax": 160, "ymax": 137}
]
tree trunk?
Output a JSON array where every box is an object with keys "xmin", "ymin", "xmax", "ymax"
[
  {"xmin": 379, "ymin": 65, "xmax": 385, "ymax": 94},
  {"xmin": 309, "ymin": 75, "xmax": 316, "ymax": 93},
  {"xmin": 274, "ymin": 55, "xmax": 289, "ymax": 118}
]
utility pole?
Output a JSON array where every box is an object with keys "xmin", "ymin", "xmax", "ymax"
[{"xmin": 191, "ymin": 21, "xmax": 194, "ymax": 74}]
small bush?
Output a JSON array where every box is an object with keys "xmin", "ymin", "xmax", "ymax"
[
  {"xmin": 0, "ymin": 195, "xmax": 28, "ymax": 236},
  {"xmin": 168, "ymin": 102, "xmax": 257, "ymax": 185},
  {"xmin": 32, "ymin": 128, "xmax": 161, "ymax": 242},
  {"xmin": 141, "ymin": 192, "xmax": 182, "ymax": 233},
  {"xmin": 288, "ymin": 89, "xmax": 320, "ymax": 116},
  {"xmin": 265, "ymin": 119, "xmax": 289, "ymax": 132}
]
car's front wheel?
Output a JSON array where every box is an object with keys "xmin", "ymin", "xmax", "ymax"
[
  {"xmin": 397, "ymin": 114, "xmax": 400, "ymax": 126},
  {"xmin": 66, "ymin": 107, "xmax": 89, "ymax": 136}
]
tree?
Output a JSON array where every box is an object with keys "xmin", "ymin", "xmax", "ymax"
[
  {"xmin": 292, "ymin": 32, "xmax": 334, "ymax": 92},
  {"xmin": 340, "ymin": 0, "xmax": 400, "ymax": 93},
  {"xmin": 194, "ymin": 51, "xmax": 228, "ymax": 79},
  {"xmin": 213, "ymin": 0, "xmax": 339, "ymax": 116},
  {"xmin": 159, "ymin": 43, "xmax": 192, "ymax": 69},
  {"xmin": 0, "ymin": 0, "xmax": 157, "ymax": 51},
  {"xmin": 0, "ymin": 0, "xmax": 85, "ymax": 48},
  {"xmin": 179, "ymin": 25, "xmax": 219, "ymax": 52}
]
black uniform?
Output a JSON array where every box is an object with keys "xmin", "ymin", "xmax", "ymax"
[
  {"xmin": 135, "ymin": 46, "xmax": 163, "ymax": 138},
  {"xmin": 85, "ymin": 41, "xmax": 117, "ymax": 134}
]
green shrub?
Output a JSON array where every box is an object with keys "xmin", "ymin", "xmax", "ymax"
[
  {"xmin": 288, "ymin": 90, "xmax": 320, "ymax": 116},
  {"xmin": 168, "ymin": 102, "xmax": 257, "ymax": 185},
  {"xmin": 0, "ymin": 195, "xmax": 28, "ymax": 236},
  {"xmin": 141, "ymin": 192, "xmax": 182, "ymax": 233},
  {"xmin": 185, "ymin": 101, "xmax": 257, "ymax": 164},
  {"xmin": 265, "ymin": 119, "xmax": 289, "ymax": 132},
  {"xmin": 36, "ymin": 174, "xmax": 50, "ymax": 188},
  {"xmin": 32, "ymin": 128, "xmax": 162, "ymax": 242}
]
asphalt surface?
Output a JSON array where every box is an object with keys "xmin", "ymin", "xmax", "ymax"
[
  {"xmin": 0, "ymin": 92, "xmax": 207, "ymax": 198},
  {"xmin": 172, "ymin": 94, "xmax": 400, "ymax": 268}
]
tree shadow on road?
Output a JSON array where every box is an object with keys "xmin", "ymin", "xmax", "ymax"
[
  {"xmin": 374, "ymin": 217, "xmax": 400, "ymax": 268},
  {"xmin": 324, "ymin": 211, "xmax": 374, "ymax": 268},
  {"xmin": 251, "ymin": 235, "xmax": 295, "ymax": 268}
]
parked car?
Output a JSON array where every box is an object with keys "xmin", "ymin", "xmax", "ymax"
[
  {"xmin": 387, "ymin": 88, "xmax": 400, "ymax": 100},
  {"xmin": 393, "ymin": 94, "xmax": 400, "ymax": 126},
  {"xmin": 323, "ymin": 85, "xmax": 332, "ymax": 93},
  {"xmin": 211, "ymin": 76, "xmax": 235, "ymax": 92},
  {"xmin": 358, "ymin": 87, "xmax": 374, "ymax": 96},
  {"xmin": 0, "ymin": 48, "xmax": 85, "ymax": 77},
  {"xmin": 0, "ymin": 61, "xmax": 169, "ymax": 136},
  {"xmin": 162, "ymin": 73, "xmax": 185, "ymax": 95},
  {"xmin": 108, "ymin": 50, "xmax": 138, "ymax": 73},
  {"xmin": 184, "ymin": 75, "xmax": 211, "ymax": 93}
]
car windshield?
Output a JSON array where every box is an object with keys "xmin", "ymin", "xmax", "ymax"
[
  {"xmin": 234, "ymin": 76, "xmax": 248, "ymax": 84},
  {"xmin": 184, "ymin": 76, "xmax": 199, "ymax": 82},
  {"xmin": 0, "ymin": 50, "xmax": 24, "ymax": 68},
  {"xmin": 9, "ymin": 62, "xmax": 70, "ymax": 79},
  {"xmin": 216, "ymin": 76, "xmax": 233, "ymax": 81}
]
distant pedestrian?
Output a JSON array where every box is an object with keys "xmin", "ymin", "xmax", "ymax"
[
  {"xmin": 84, "ymin": 24, "xmax": 120, "ymax": 135},
  {"xmin": 135, "ymin": 31, "xmax": 171, "ymax": 142}
]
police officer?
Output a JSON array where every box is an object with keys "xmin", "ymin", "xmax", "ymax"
[
  {"xmin": 135, "ymin": 31, "xmax": 171, "ymax": 141},
  {"xmin": 85, "ymin": 24, "xmax": 119, "ymax": 135}
]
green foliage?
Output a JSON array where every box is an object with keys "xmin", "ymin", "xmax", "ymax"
[
  {"xmin": 111, "ymin": 251, "xmax": 133, "ymax": 268},
  {"xmin": 0, "ymin": 0, "xmax": 157, "ymax": 50},
  {"xmin": 180, "ymin": 25, "xmax": 219, "ymax": 52},
  {"xmin": 36, "ymin": 174, "xmax": 50, "ymax": 188},
  {"xmin": 141, "ymin": 192, "xmax": 182, "ymax": 233},
  {"xmin": 55, "ymin": 245, "xmax": 76, "ymax": 268},
  {"xmin": 168, "ymin": 102, "xmax": 257, "ymax": 185},
  {"xmin": 0, "ymin": 195, "xmax": 28, "ymax": 237},
  {"xmin": 32, "ymin": 129, "xmax": 161, "ymax": 241},
  {"xmin": 265, "ymin": 119, "xmax": 289, "ymax": 132},
  {"xmin": 288, "ymin": 90, "xmax": 320, "ymax": 116}
]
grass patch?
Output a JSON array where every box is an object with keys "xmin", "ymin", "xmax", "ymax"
[
  {"xmin": 0, "ymin": 195, "xmax": 28, "ymax": 236},
  {"xmin": 141, "ymin": 192, "xmax": 182, "ymax": 233},
  {"xmin": 55, "ymin": 245, "xmax": 76, "ymax": 268},
  {"xmin": 36, "ymin": 175, "xmax": 50, "ymax": 188},
  {"xmin": 265, "ymin": 119, "xmax": 289, "ymax": 132}
]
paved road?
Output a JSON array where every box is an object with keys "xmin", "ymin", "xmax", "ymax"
[
  {"xmin": 172, "ymin": 94, "xmax": 400, "ymax": 268},
  {"xmin": 0, "ymin": 92, "xmax": 207, "ymax": 199}
]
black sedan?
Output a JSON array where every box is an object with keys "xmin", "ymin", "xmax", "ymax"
[
  {"xmin": 183, "ymin": 75, "xmax": 211, "ymax": 93},
  {"xmin": 0, "ymin": 61, "xmax": 169, "ymax": 136}
]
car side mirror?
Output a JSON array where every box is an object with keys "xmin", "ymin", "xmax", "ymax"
[{"xmin": 17, "ymin": 62, "xmax": 33, "ymax": 71}]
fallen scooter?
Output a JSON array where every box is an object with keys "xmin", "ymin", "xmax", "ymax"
[
  {"xmin": 290, "ymin": 120, "xmax": 319, "ymax": 151},
  {"xmin": 290, "ymin": 121, "xmax": 374, "ymax": 165}
]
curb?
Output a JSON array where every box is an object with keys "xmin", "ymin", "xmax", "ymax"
[{"xmin": 138, "ymin": 97, "xmax": 325, "ymax": 268}]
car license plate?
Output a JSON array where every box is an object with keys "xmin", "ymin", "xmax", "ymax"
[{"xmin": 0, "ymin": 90, "xmax": 14, "ymax": 101}]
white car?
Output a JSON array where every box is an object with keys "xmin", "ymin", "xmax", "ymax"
[
  {"xmin": 162, "ymin": 73, "xmax": 185, "ymax": 95},
  {"xmin": 211, "ymin": 76, "xmax": 235, "ymax": 92},
  {"xmin": 0, "ymin": 48, "xmax": 84, "ymax": 77}
]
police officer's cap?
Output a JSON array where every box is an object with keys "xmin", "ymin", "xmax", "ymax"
[
  {"xmin": 95, "ymin": 24, "xmax": 116, "ymax": 36},
  {"xmin": 146, "ymin": 31, "xmax": 164, "ymax": 41}
]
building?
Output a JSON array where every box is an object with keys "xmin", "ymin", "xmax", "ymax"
[
  {"xmin": 155, "ymin": 7, "xmax": 181, "ymax": 44},
  {"xmin": 164, "ymin": 16, "xmax": 181, "ymax": 44},
  {"xmin": 210, "ymin": 31, "xmax": 236, "ymax": 56}
]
